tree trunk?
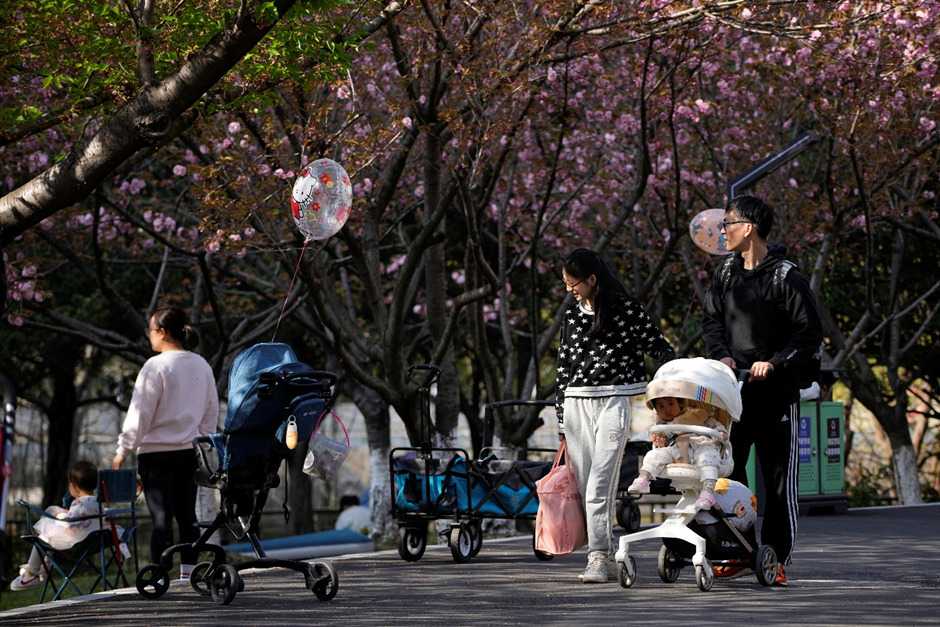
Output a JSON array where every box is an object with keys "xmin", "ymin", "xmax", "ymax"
[{"xmin": 44, "ymin": 354, "xmax": 80, "ymax": 506}]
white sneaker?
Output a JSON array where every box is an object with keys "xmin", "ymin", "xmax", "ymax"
[
  {"xmin": 578, "ymin": 561, "xmax": 619, "ymax": 580},
  {"xmin": 581, "ymin": 551, "xmax": 608, "ymax": 583},
  {"xmin": 10, "ymin": 566, "xmax": 41, "ymax": 591}
]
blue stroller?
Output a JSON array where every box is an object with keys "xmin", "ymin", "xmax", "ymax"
[{"xmin": 134, "ymin": 343, "xmax": 340, "ymax": 605}]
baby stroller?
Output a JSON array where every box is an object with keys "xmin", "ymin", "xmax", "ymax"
[
  {"xmin": 614, "ymin": 358, "xmax": 778, "ymax": 591},
  {"xmin": 134, "ymin": 343, "xmax": 340, "ymax": 605}
]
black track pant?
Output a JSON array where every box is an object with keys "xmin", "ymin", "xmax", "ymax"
[
  {"xmin": 138, "ymin": 449, "xmax": 199, "ymax": 565},
  {"xmin": 727, "ymin": 388, "xmax": 799, "ymax": 565}
]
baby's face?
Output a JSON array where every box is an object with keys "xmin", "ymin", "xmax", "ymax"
[{"xmin": 653, "ymin": 397, "xmax": 682, "ymax": 421}]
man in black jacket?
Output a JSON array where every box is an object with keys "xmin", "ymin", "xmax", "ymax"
[{"xmin": 701, "ymin": 194, "xmax": 824, "ymax": 586}]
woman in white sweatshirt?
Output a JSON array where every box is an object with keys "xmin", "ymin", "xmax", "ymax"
[{"xmin": 113, "ymin": 305, "xmax": 219, "ymax": 578}]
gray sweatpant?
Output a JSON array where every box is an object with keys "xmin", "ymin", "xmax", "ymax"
[{"xmin": 562, "ymin": 395, "xmax": 631, "ymax": 555}]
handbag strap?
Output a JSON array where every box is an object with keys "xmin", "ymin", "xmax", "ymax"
[
  {"xmin": 312, "ymin": 410, "xmax": 350, "ymax": 446},
  {"xmin": 551, "ymin": 439, "xmax": 568, "ymax": 469}
]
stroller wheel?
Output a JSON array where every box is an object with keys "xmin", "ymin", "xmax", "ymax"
[
  {"xmin": 657, "ymin": 545, "xmax": 681, "ymax": 583},
  {"xmin": 190, "ymin": 561, "xmax": 214, "ymax": 596},
  {"xmin": 209, "ymin": 564, "xmax": 240, "ymax": 605},
  {"xmin": 695, "ymin": 560, "xmax": 714, "ymax": 592},
  {"xmin": 754, "ymin": 544, "xmax": 778, "ymax": 587},
  {"xmin": 531, "ymin": 533, "xmax": 554, "ymax": 561},
  {"xmin": 397, "ymin": 526, "xmax": 427, "ymax": 562},
  {"xmin": 308, "ymin": 561, "xmax": 338, "ymax": 601},
  {"xmin": 136, "ymin": 564, "xmax": 171, "ymax": 599},
  {"xmin": 616, "ymin": 500, "xmax": 642, "ymax": 533},
  {"xmin": 617, "ymin": 556, "xmax": 637, "ymax": 588}
]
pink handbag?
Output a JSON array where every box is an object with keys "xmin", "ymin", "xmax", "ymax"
[{"xmin": 534, "ymin": 440, "xmax": 588, "ymax": 556}]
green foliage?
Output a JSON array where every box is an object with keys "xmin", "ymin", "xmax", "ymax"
[{"xmin": 846, "ymin": 464, "xmax": 896, "ymax": 508}]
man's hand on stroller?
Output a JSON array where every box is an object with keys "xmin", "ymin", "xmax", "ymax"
[{"xmin": 748, "ymin": 360, "xmax": 774, "ymax": 381}]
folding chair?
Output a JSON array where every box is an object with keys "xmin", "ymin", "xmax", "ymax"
[
  {"xmin": 96, "ymin": 468, "xmax": 140, "ymax": 590},
  {"xmin": 14, "ymin": 468, "xmax": 139, "ymax": 602}
]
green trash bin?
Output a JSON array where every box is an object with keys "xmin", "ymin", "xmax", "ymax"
[{"xmin": 744, "ymin": 400, "xmax": 848, "ymax": 515}]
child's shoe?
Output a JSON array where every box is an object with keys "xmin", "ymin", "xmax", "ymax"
[
  {"xmin": 10, "ymin": 566, "xmax": 41, "ymax": 591},
  {"xmin": 695, "ymin": 489, "xmax": 716, "ymax": 511},
  {"xmin": 627, "ymin": 475, "xmax": 650, "ymax": 494}
]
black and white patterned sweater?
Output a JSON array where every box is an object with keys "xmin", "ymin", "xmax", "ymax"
[{"xmin": 555, "ymin": 294, "xmax": 676, "ymax": 432}]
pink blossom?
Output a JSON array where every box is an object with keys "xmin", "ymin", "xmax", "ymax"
[
  {"xmin": 403, "ymin": 117, "xmax": 413, "ymax": 129},
  {"xmin": 227, "ymin": 122, "xmax": 241, "ymax": 134},
  {"xmin": 919, "ymin": 117, "xmax": 936, "ymax": 132},
  {"xmin": 337, "ymin": 85, "xmax": 350, "ymax": 99},
  {"xmin": 205, "ymin": 240, "xmax": 221, "ymax": 253},
  {"xmin": 127, "ymin": 178, "xmax": 146, "ymax": 195},
  {"xmin": 173, "ymin": 165, "xmax": 187, "ymax": 176},
  {"xmin": 7, "ymin": 315, "xmax": 23, "ymax": 327}
]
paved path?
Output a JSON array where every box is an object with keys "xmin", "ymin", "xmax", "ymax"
[{"xmin": 2, "ymin": 504, "xmax": 938, "ymax": 626}]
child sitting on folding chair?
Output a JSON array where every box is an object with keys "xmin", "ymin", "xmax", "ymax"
[{"xmin": 10, "ymin": 461, "xmax": 124, "ymax": 590}]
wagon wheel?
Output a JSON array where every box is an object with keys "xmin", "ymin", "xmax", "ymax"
[
  {"xmin": 397, "ymin": 525, "xmax": 427, "ymax": 562},
  {"xmin": 449, "ymin": 525, "xmax": 473, "ymax": 564},
  {"xmin": 468, "ymin": 519, "xmax": 484, "ymax": 557}
]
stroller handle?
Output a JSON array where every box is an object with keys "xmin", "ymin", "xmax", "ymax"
[
  {"xmin": 192, "ymin": 436, "xmax": 217, "ymax": 481},
  {"xmin": 287, "ymin": 370, "xmax": 337, "ymax": 389}
]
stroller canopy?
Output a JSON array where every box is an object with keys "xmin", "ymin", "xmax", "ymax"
[{"xmin": 645, "ymin": 358, "xmax": 742, "ymax": 423}]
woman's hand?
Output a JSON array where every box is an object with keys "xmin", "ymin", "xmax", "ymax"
[{"xmin": 112, "ymin": 454, "xmax": 126, "ymax": 470}]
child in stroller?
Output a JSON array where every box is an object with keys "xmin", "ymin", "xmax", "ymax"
[
  {"xmin": 627, "ymin": 395, "xmax": 728, "ymax": 510},
  {"xmin": 615, "ymin": 358, "xmax": 779, "ymax": 591},
  {"xmin": 134, "ymin": 343, "xmax": 340, "ymax": 606}
]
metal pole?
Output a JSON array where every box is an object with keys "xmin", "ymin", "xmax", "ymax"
[{"xmin": 727, "ymin": 130, "xmax": 821, "ymax": 201}]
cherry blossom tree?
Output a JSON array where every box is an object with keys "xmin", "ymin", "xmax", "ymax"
[{"xmin": 2, "ymin": 1, "xmax": 938, "ymax": 525}]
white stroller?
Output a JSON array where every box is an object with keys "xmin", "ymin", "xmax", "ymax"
[{"xmin": 615, "ymin": 358, "xmax": 778, "ymax": 591}]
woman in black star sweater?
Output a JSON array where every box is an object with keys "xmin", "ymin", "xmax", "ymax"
[{"xmin": 556, "ymin": 248, "xmax": 676, "ymax": 583}]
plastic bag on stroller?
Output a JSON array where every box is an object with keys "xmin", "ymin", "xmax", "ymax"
[{"xmin": 303, "ymin": 411, "xmax": 351, "ymax": 481}]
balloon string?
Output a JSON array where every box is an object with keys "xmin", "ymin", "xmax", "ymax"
[
  {"xmin": 272, "ymin": 239, "xmax": 309, "ymax": 342},
  {"xmin": 675, "ymin": 256, "xmax": 711, "ymax": 350}
]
